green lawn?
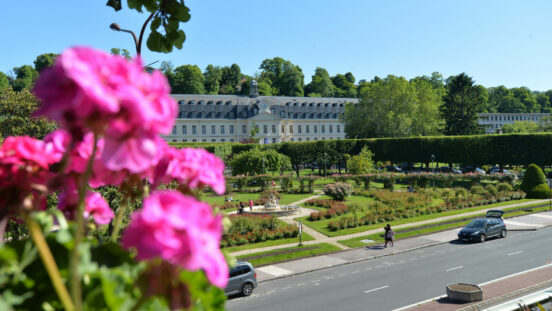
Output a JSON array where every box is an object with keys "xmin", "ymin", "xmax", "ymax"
[
  {"xmin": 224, "ymin": 232, "xmax": 315, "ymax": 252},
  {"xmin": 201, "ymin": 192, "xmax": 260, "ymax": 206},
  {"xmin": 236, "ymin": 243, "xmax": 341, "ymax": 266},
  {"xmin": 297, "ymin": 198, "xmax": 536, "ymax": 237},
  {"xmin": 338, "ymin": 201, "xmax": 548, "ymax": 248}
]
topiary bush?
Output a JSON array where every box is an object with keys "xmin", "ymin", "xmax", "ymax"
[
  {"xmin": 520, "ymin": 164, "xmax": 551, "ymax": 198},
  {"xmin": 323, "ymin": 182, "xmax": 353, "ymax": 201}
]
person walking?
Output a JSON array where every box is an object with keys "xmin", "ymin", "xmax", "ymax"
[
  {"xmin": 384, "ymin": 224, "xmax": 395, "ymax": 248},
  {"xmin": 249, "ymin": 199, "xmax": 254, "ymax": 211}
]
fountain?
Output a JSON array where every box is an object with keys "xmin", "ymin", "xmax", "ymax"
[{"xmin": 244, "ymin": 193, "xmax": 299, "ymax": 216}]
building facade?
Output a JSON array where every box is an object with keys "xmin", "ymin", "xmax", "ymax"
[
  {"xmin": 478, "ymin": 113, "xmax": 551, "ymax": 133},
  {"xmin": 163, "ymin": 85, "xmax": 357, "ymax": 143}
]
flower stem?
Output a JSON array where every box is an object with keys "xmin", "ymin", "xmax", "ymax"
[
  {"xmin": 110, "ymin": 195, "xmax": 129, "ymax": 242},
  {"xmin": 70, "ymin": 133, "xmax": 98, "ymax": 311},
  {"xmin": 27, "ymin": 216, "xmax": 75, "ymax": 311}
]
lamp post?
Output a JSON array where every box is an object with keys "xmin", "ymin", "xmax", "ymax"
[
  {"xmin": 109, "ymin": 11, "xmax": 155, "ymax": 55},
  {"xmin": 324, "ymin": 152, "xmax": 327, "ymax": 177},
  {"xmin": 430, "ymin": 154, "xmax": 435, "ymax": 207}
]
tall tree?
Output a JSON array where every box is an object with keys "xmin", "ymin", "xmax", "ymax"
[
  {"xmin": 219, "ymin": 64, "xmax": 241, "ymax": 94},
  {"xmin": 536, "ymin": 93, "xmax": 551, "ymax": 113},
  {"xmin": 0, "ymin": 71, "xmax": 10, "ymax": 91},
  {"xmin": 203, "ymin": 64, "xmax": 222, "ymax": 94},
  {"xmin": 259, "ymin": 57, "xmax": 304, "ymax": 96},
  {"xmin": 512, "ymin": 87, "xmax": 538, "ymax": 112},
  {"xmin": 12, "ymin": 65, "xmax": 39, "ymax": 91},
  {"xmin": 110, "ymin": 48, "xmax": 131, "ymax": 60},
  {"xmin": 344, "ymin": 72, "xmax": 355, "ymax": 84},
  {"xmin": 441, "ymin": 73, "xmax": 486, "ymax": 135},
  {"xmin": 170, "ymin": 65, "xmax": 205, "ymax": 94},
  {"xmin": 343, "ymin": 75, "xmax": 442, "ymax": 138},
  {"xmin": 304, "ymin": 67, "xmax": 334, "ymax": 97},
  {"xmin": 332, "ymin": 74, "xmax": 357, "ymax": 97},
  {"xmin": 33, "ymin": 53, "xmax": 58, "ymax": 72},
  {"xmin": 0, "ymin": 88, "xmax": 56, "ymax": 139}
]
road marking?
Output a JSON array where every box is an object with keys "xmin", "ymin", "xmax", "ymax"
[
  {"xmin": 530, "ymin": 214, "xmax": 552, "ymax": 219},
  {"xmin": 257, "ymin": 265, "xmax": 292, "ymax": 277},
  {"xmin": 364, "ymin": 285, "xmax": 389, "ymax": 294},
  {"xmin": 508, "ymin": 250, "xmax": 524, "ymax": 256},
  {"xmin": 296, "ymin": 283, "xmax": 306, "ymax": 287},
  {"xmin": 311, "ymin": 280, "xmax": 320, "ymax": 283},
  {"xmin": 446, "ymin": 266, "xmax": 463, "ymax": 272},
  {"xmin": 504, "ymin": 220, "xmax": 544, "ymax": 227},
  {"xmin": 392, "ymin": 263, "xmax": 552, "ymax": 311}
]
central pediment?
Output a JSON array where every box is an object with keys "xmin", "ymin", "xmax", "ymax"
[{"xmin": 249, "ymin": 112, "xmax": 281, "ymax": 121}]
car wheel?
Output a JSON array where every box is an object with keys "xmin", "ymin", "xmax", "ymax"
[
  {"xmin": 479, "ymin": 234, "xmax": 486, "ymax": 243},
  {"xmin": 501, "ymin": 229, "xmax": 507, "ymax": 238},
  {"xmin": 242, "ymin": 283, "xmax": 254, "ymax": 296}
]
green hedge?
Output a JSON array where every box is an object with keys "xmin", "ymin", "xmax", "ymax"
[{"xmin": 171, "ymin": 133, "xmax": 552, "ymax": 167}]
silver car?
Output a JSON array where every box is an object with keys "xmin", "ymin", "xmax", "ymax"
[{"xmin": 225, "ymin": 262, "xmax": 258, "ymax": 296}]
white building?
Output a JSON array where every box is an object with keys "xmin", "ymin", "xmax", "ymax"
[
  {"xmin": 163, "ymin": 82, "xmax": 357, "ymax": 143},
  {"xmin": 478, "ymin": 113, "xmax": 551, "ymax": 133}
]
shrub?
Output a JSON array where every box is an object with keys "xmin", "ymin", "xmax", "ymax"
[
  {"xmin": 280, "ymin": 176, "xmax": 293, "ymax": 192},
  {"xmin": 485, "ymin": 184, "xmax": 498, "ymax": 196},
  {"xmin": 497, "ymin": 182, "xmax": 513, "ymax": 192},
  {"xmin": 260, "ymin": 189, "xmax": 281, "ymax": 200},
  {"xmin": 470, "ymin": 185, "xmax": 485, "ymax": 195},
  {"xmin": 520, "ymin": 164, "xmax": 550, "ymax": 198},
  {"xmin": 323, "ymin": 182, "xmax": 353, "ymax": 201}
]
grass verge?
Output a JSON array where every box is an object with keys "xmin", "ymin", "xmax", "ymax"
[
  {"xmin": 236, "ymin": 243, "xmax": 341, "ymax": 267},
  {"xmin": 224, "ymin": 232, "xmax": 315, "ymax": 253},
  {"xmin": 297, "ymin": 199, "xmax": 537, "ymax": 237},
  {"xmin": 338, "ymin": 201, "xmax": 550, "ymax": 248}
]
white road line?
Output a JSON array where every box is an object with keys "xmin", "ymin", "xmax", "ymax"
[
  {"xmin": 364, "ymin": 285, "xmax": 389, "ymax": 294},
  {"xmin": 445, "ymin": 266, "xmax": 463, "ymax": 272},
  {"xmin": 392, "ymin": 263, "xmax": 552, "ymax": 311},
  {"xmin": 504, "ymin": 220, "xmax": 544, "ymax": 227},
  {"xmin": 530, "ymin": 214, "xmax": 552, "ymax": 219},
  {"xmin": 508, "ymin": 250, "xmax": 524, "ymax": 256}
]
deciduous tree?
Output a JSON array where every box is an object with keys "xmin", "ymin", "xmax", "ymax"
[{"xmin": 441, "ymin": 73, "xmax": 486, "ymax": 135}]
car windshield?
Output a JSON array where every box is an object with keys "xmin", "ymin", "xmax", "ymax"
[{"xmin": 465, "ymin": 219, "xmax": 487, "ymax": 228}]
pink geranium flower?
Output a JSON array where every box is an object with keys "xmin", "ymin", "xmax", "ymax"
[
  {"xmin": 153, "ymin": 148, "xmax": 226, "ymax": 194},
  {"xmin": 83, "ymin": 192, "xmax": 114, "ymax": 225},
  {"xmin": 122, "ymin": 190, "xmax": 228, "ymax": 288}
]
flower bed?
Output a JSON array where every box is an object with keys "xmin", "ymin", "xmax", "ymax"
[{"xmin": 221, "ymin": 215, "xmax": 298, "ymax": 247}]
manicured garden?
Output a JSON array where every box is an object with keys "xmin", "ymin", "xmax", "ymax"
[{"xmin": 236, "ymin": 243, "xmax": 342, "ymax": 267}]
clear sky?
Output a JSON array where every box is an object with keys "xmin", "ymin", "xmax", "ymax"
[{"xmin": 3, "ymin": 1, "xmax": 552, "ymax": 90}]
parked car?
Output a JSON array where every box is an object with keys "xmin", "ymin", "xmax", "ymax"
[
  {"xmin": 475, "ymin": 167, "xmax": 486, "ymax": 174},
  {"xmin": 457, "ymin": 210, "xmax": 506, "ymax": 243},
  {"xmin": 225, "ymin": 262, "xmax": 258, "ymax": 296},
  {"xmin": 386, "ymin": 165, "xmax": 402, "ymax": 172}
]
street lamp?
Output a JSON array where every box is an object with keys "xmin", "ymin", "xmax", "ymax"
[
  {"xmin": 431, "ymin": 154, "xmax": 436, "ymax": 173},
  {"xmin": 109, "ymin": 23, "xmax": 140, "ymax": 55},
  {"xmin": 324, "ymin": 152, "xmax": 327, "ymax": 177}
]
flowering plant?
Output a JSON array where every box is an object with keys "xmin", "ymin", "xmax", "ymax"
[{"xmin": 0, "ymin": 47, "xmax": 228, "ymax": 310}]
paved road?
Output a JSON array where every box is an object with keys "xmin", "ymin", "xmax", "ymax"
[{"xmin": 226, "ymin": 227, "xmax": 552, "ymax": 311}]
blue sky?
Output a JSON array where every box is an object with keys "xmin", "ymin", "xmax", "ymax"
[{"xmin": 3, "ymin": 1, "xmax": 552, "ymax": 90}]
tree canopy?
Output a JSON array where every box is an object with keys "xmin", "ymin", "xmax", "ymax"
[
  {"xmin": 259, "ymin": 57, "xmax": 304, "ymax": 96},
  {"xmin": 441, "ymin": 73, "xmax": 486, "ymax": 135}
]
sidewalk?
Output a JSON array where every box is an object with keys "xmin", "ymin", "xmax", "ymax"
[{"xmin": 231, "ymin": 199, "xmax": 549, "ymax": 257}]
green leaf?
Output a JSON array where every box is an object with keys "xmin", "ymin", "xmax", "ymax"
[
  {"xmin": 150, "ymin": 16, "xmax": 161, "ymax": 31},
  {"xmin": 172, "ymin": 30, "xmax": 186, "ymax": 49},
  {"xmin": 0, "ymin": 245, "xmax": 17, "ymax": 263},
  {"xmin": 127, "ymin": 0, "xmax": 142, "ymax": 11},
  {"xmin": 146, "ymin": 30, "xmax": 163, "ymax": 52},
  {"xmin": 105, "ymin": 0, "xmax": 122, "ymax": 11}
]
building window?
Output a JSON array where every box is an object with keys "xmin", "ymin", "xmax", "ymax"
[
  {"xmin": 329, "ymin": 125, "xmax": 333, "ymax": 133},
  {"xmin": 172, "ymin": 139, "xmax": 177, "ymax": 142},
  {"xmin": 230, "ymin": 125, "xmax": 234, "ymax": 134},
  {"xmin": 314, "ymin": 125, "xmax": 317, "ymax": 133},
  {"xmin": 211, "ymin": 125, "xmax": 216, "ymax": 134},
  {"xmin": 230, "ymin": 139, "xmax": 234, "ymax": 142},
  {"xmin": 183, "ymin": 139, "xmax": 187, "ymax": 142},
  {"xmin": 192, "ymin": 139, "xmax": 197, "ymax": 142},
  {"xmin": 298, "ymin": 138, "xmax": 302, "ymax": 141},
  {"xmin": 272, "ymin": 138, "xmax": 276, "ymax": 143},
  {"xmin": 212, "ymin": 139, "xmax": 216, "ymax": 142},
  {"xmin": 263, "ymin": 125, "xmax": 268, "ymax": 134},
  {"xmin": 298, "ymin": 125, "xmax": 302, "ymax": 133},
  {"xmin": 182, "ymin": 125, "xmax": 187, "ymax": 134},
  {"xmin": 306, "ymin": 125, "xmax": 310, "ymax": 133},
  {"xmin": 306, "ymin": 137, "xmax": 310, "ymax": 141},
  {"xmin": 202, "ymin": 139, "xmax": 206, "ymax": 142},
  {"xmin": 314, "ymin": 138, "xmax": 317, "ymax": 141},
  {"xmin": 172, "ymin": 126, "xmax": 177, "ymax": 135},
  {"xmin": 221, "ymin": 139, "xmax": 225, "ymax": 142},
  {"xmin": 242, "ymin": 125, "xmax": 247, "ymax": 134},
  {"xmin": 272, "ymin": 125, "xmax": 276, "ymax": 133},
  {"xmin": 192, "ymin": 125, "xmax": 197, "ymax": 134},
  {"xmin": 281, "ymin": 125, "xmax": 285, "ymax": 133},
  {"xmin": 322, "ymin": 125, "xmax": 325, "ymax": 133},
  {"xmin": 220, "ymin": 125, "xmax": 225, "ymax": 134},
  {"xmin": 290, "ymin": 125, "xmax": 293, "ymax": 133},
  {"xmin": 201, "ymin": 125, "xmax": 206, "ymax": 135},
  {"xmin": 337, "ymin": 125, "xmax": 341, "ymax": 133}
]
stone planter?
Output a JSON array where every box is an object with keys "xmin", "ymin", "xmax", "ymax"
[{"xmin": 446, "ymin": 283, "xmax": 483, "ymax": 302}]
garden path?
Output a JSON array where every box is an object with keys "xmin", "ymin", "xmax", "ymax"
[{"xmin": 230, "ymin": 199, "xmax": 549, "ymax": 257}]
